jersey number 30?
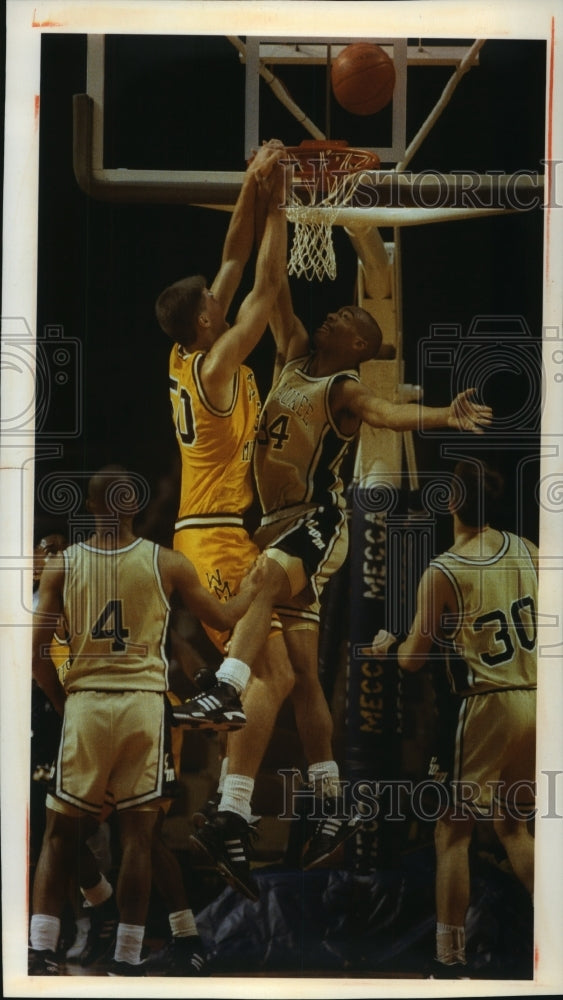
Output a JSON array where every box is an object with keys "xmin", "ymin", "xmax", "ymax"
[{"xmin": 474, "ymin": 595, "xmax": 536, "ymax": 667}]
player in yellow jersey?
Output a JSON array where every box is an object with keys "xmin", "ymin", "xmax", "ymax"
[
  {"xmin": 372, "ymin": 460, "xmax": 537, "ymax": 975},
  {"xmin": 160, "ymin": 142, "xmax": 287, "ymax": 655},
  {"xmin": 156, "ymin": 145, "xmax": 295, "ymax": 901},
  {"xmin": 29, "ymin": 466, "xmax": 265, "ymax": 976}
]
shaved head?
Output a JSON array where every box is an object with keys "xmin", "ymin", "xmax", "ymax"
[
  {"xmin": 87, "ymin": 465, "xmax": 138, "ymax": 518},
  {"xmin": 352, "ymin": 307, "xmax": 383, "ymax": 360}
]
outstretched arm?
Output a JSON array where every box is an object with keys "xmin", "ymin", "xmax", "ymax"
[
  {"xmin": 32, "ymin": 555, "xmax": 67, "ymax": 716},
  {"xmin": 333, "ymin": 381, "xmax": 493, "ymax": 437}
]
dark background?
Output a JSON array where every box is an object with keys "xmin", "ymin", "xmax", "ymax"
[{"xmin": 35, "ymin": 35, "xmax": 546, "ymax": 546}]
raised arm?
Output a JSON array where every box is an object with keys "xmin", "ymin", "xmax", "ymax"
[
  {"xmin": 32, "ymin": 554, "xmax": 67, "ymax": 716},
  {"xmin": 159, "ymin": 549, "xmax": 265, "ymax": 632},
  {"xmin": 269, "ymin": 276, "xmax": 310, "ymax": 382},
  {"xmin": 211, "ymin": 142, "xmax": 286, "ymax": 316},
  {"xmin": 202, "ymin": 160, "xmax": 288, "ymax": 389},
  {"xmin": 252, "ymin": 155, "xmax": 309, "ymax": 381}
]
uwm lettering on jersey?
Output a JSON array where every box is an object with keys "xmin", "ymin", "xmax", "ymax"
[{"xmin": 205, "ymin": 567, "xmax": 233, "ymax": 601}]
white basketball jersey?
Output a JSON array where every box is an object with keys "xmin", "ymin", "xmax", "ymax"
[
  {"xmin": 254, "ymin": 355, "xmax": 360, "ymax": 516},
  {"xmin": 432, "ymin": 531, "xmax": 537, "ymax": 696},
  {"xmin": 62, "ymin": 538, "xmax": 170, "ymax": 692}
]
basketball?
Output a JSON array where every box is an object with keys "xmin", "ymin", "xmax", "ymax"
[{"xmin": 331, "ymin": 43, "xmax": 396, "ymax": 116}]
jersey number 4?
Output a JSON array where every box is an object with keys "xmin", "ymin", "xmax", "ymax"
[
  {"xmin": 474, "ymin": 595, "xmax": 536, "ymax": 667},
  {"xmin": 258, "ymin": 412, "xmax": 290, "ymax": 450},
  {"xmin": 92, "ymin": 600, "xmax": 130, "ymax": 652}
]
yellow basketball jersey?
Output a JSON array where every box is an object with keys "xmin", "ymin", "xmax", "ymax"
[
  {"xmin": 169, "ymin": 346, "xmax": 260, "ymax": 525},
  {"xmin": 33, "ymin": 585, "xmax": 72, "ymax": 685},
  {"xmin": 50, "ymin": 631, "xmax": 71, "ymax": 686},
  {"xmin": 432, "ymin": 531, "xmax": 537, "ymax": 696},
  {"xmin": 254, "ymin": 355, "xmax": 359, "ymax": 516},
  {"xmin": 62, "ymin": 538, "xmax": 170, "ymax": 692}
]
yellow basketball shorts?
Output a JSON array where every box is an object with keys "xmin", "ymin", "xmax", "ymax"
[{"xmin": 174, "ymin": 523, "xmax": 279, "ymax": 650}]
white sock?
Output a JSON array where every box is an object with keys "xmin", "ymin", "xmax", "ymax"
[
  {"xmin": 30, "ymin": 913, "xmax": 60, "ymax": 952},
  {"xmin": 80, "ymin": 873, "xmax": 113, "ymax": 908},
  {"xmin": 217, "ymin": 756, "xmax": 229, "ymax": 793},
  {"xmin": 219, "ymin": 773, "xmax": 254, "ymax": 822},
  {"xmin": 216, "ymin": 657, "xmax": 250, "ymax": 694},
  {"xmin": 114, "ymin": 923, "xmax": 145, "ymax": 965},
  {"xmin": 436, "ymin": 922, "xmax": 466, "ymax": 965},
  {"xmin": 66, "ymin": 916, "xmax": 91, "ymax": 958},
  {"xmin": 308, "ymin": 760, "xmax": 341, "ymax": 798},
  {"xmin": 169, "ymin": 909, "xmax": 198, "ymax": 939},
  {"xmin": 217, "ymin": 758, "xmax": 260, "ymax": 820}
]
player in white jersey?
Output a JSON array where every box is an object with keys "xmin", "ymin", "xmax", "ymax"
[
  {"xmin": 372, "ymin": 460, "xmax": 537, "ymax": 975},
  {"xmin": 29, "ymin": 466, "xmax": 264, "ymax": 976},
  {"xmin": 182, "ymin": 253, "xmax": 493, "ymax": 877}
]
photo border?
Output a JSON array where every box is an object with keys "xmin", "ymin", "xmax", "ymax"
[{"xmin": 2, "ymin": 2, "xmax": 562, "ymax": 996}]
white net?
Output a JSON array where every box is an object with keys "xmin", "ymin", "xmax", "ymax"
[
  {"xmin": 283, "ymin": 146, "xmax": 379, "ymax": 281},
  {"xmin": 287, "ymin": 203, "xmax": 340, "ymax": 281}
]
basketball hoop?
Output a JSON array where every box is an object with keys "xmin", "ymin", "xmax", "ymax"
[{"xmin": 282, "ymin": 140, "xmax": 381, "ymax": 281}]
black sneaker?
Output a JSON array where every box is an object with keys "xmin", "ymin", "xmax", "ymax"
[
  {"xmin": 28, "ymin": 948, "xmax": 62, "ymax": 975},
  {"xmin": 172, "ymin": 683, "xmax": 246, "ymax": 732},
  {"xmin": 144, "ymin": 935, "xmax": 208, "ymax": 977},
  {"xmin": 107, "ymin": 958, "xmax": 146, "ymax": 976},
  {"xmin": 188, "ymin": 810, "xmax": 260, "ymax": 902},
  {"xmin": 193, "ymin": 790, "xmax": 260, "ymax": 830},
  {"xmin": 78, "ymin": 893, "xmax": 119, "ymax": 966},
  {"xmin": 193, "ymin": 790, "xmax": 221, "ymax": 829},
  {"xmin": 426, "ymin": 958, "xmax": 470, "ymax": 979},
  {"xmin": 193, "ymin": 667, "xmax": 218, "ymax": 692},
  {"xmin": 302, "ymin": 796, "xmax": 362, "ymax": 870}
]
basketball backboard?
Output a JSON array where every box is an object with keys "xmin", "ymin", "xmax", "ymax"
[{"xmin": 74, "ymin": 34, "xmax": 515, "ymax": 209}]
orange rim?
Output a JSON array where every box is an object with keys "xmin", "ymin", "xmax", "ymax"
[{"xmin": 282, "ymin": 140, "xmax": 380, "ymax": 197}]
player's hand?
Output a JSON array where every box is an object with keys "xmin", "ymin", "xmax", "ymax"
[
  {"xmin": 370, "ymin": 629, "xmax": 397, "ymax": 656},
  {"xmin": 247, "ymin": 139, "xmax": 286, "ymax": 182},
  {"xmin": 448, "ymin": 388, "xmax": 493, "ymax": 434},
  {"xmin": 239, "ymin": 552, "xmax": 268, "ymax": 594}
]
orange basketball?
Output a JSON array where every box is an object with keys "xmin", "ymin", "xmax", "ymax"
[{"xmin": 331, "ymin": 43, "xmax": 396, "ymax": 116}]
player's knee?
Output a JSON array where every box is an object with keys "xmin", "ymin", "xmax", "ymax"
[
  {"xmin": 261, "ymin": 552, "xmax": 295, "ymax": 604},
  {"xmin": 279, "ymin": 657, "xmax": 295, "ymax": 699},
  {"xmin": 267, "ymin": 641, "xmax": 295, "ymax": 698}
]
